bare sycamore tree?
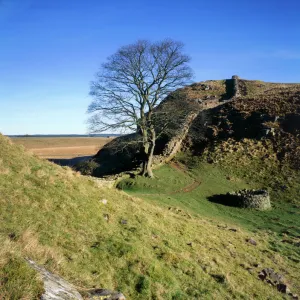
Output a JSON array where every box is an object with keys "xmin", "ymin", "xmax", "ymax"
[{"xmin": 88, "ymin": 39, "xmax": 193, "ymax": 177}]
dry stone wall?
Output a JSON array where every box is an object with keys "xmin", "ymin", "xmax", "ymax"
[
  {"xmin": 232, "ymin": 75, "xmax": 240, "ymax": 97},
  {"xmin": 153, "ymin": 98, "xmax": 223, "ymax": 167}
]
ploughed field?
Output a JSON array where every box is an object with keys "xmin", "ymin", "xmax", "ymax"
[{"xmin": 11, "ymin": 137, "xmax": 113, "ymax": 162}]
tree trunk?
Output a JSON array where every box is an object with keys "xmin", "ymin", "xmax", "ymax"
[
  {"xmin": 141, "ymin": 128, "xmax": 155, "ymax": 178},
  {"xmin": 145, "ymin": 141, "xmax": 155, "ymax": 177},
  {"xmin": 141, "ymin": 145, "xmax": 154, "ymax": 177},
  {"xmin": 141, "ymin": 145, "xmax": 149, "ymax": 177},
  {"xmin": 141, "ymin": 146, "xmax": 152, "ymax": 176}
]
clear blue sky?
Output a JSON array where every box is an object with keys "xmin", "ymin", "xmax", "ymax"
[{"xmin": 1, "ymin": 0, "xmax": 299, "ymax": 135}]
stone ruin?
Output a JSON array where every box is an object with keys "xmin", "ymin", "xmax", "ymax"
[{"xmin": 228, "ymin": 189, "xmax": 271, "ymax": 210}]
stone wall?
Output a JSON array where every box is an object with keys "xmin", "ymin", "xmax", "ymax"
[
  {"xmin": 229, "ymin": 189, "xmax": 271, "ymax": 210},
  {"xmin": 153, "ymin": 98, "xmax": 222, "ymax": 167},
  {"xmin": 232, "ymin": 75, "xmax": 240, "ymax": 97}
]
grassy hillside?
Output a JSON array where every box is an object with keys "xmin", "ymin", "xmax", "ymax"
[
  {"xmin": 118, "ymin": 158, "xmax": 300, "ymax": 255},
  {"xmin": 1, "ymin": 135, "xmax": 299, "ymax": 299}
]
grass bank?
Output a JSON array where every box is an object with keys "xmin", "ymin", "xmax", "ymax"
[{"xmin": 1, "ymin": 134, "xmax": 299, "ymax": 299}]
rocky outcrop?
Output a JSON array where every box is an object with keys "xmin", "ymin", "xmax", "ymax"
[
  {"xmin": 27, "ymin": 260, "xmax": 83, "ymax": 300},
  {"xmin": 27, "ymin": 260, "xmax": 126, "ymax": 300},
  {"xmin": 258, "ymin": 268, "xmax": 298, "ymax": 298}
]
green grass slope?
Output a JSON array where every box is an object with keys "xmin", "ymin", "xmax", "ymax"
[
  {"xmin": 1, "ymin": 134, "xmax": 299, "ymax": 299},
  {"xmin": 119, "ymin": 158, "xmax": 300, "ymax": 255}
]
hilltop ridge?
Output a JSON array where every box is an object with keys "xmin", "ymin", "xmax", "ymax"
[{"xmin": 78, "ymin": 76, "xmax": 300, "ymax": 177}]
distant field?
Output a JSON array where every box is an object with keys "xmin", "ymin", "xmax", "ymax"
[{"xmin": 11, "ymin": 137, "xmax": 113, "ymax": 159}]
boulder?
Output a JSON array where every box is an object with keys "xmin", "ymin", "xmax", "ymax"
[
  {"xmin": 27, "ymin": 260, "xmax": 126, "ymax": 300},
  {"xmin": 84, "ymin": 289, "xmax": 126, "ymax": 300},
  {"xmin": 27, "ymin": 260, "xmax": 83, "ymax": 300}
]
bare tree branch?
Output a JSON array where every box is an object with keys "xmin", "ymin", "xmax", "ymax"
[{"xmin": 87, "ymin": 39, "xmax": 194, "ymax": 177}]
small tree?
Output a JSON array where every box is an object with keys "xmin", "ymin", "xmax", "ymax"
[{"xmin": 88, "ymin": 39, "xmax": 193, "ymax": 177}]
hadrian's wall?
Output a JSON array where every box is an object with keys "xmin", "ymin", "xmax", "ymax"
[
  {"xmin": 232, "ymin": 75, "xmax": 240, "ymax": 97},
  {"xmin": 152, "ymin": 97, "xmax": 224, "ymax": 167}
]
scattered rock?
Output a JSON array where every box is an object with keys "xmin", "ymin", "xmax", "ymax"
[
  {"xmin": 101, "ymin": 199, "xmax": 108, "ymax": 205},
  {"xmin": 8, "ymin": 232, "xmax": 17, "ymax": 240},
  {"xmin": 217, "ymin": 224, "xmax": 227, "ymax": 229},
  {"xmin": 257, "ymin": 268, "xmax": 295, "ymax": 295},
  {"xmin": 200, "ymin": 84, "xmax": 210, "ymax": 91},
  {"xmin": 91, "ymin": 242, "xmax": 100, "ymax": 249},
  {"xmin": 277, "ymin": 283, "xmax": 290, "ymax": 294},
  {"xmin": 103, "ymin": 214, "xmax": 110, "ymax": 222},
  {"xmin": 120, "ymin": 219, "xmax": 127, "ymax": 225},
  {"xmin": 84, "ymin": 288, "xmax": 126, "ymax": 300},
  {"xmin": 258, "ymin": 271, "xmax": 267, "ymax": 281},
  {"xmin": 246, "ymin": 238, "xmax": 257, "ymax": 246},
  {"xmin": 252, "ymin": 263, "xmax": 261, "ymax": 268},
  {"xmin": 210, "ymin": 274, "xmax": 226, "ymax": 284},
  {"xmin": 229, "ymin": 228, "xmax": 238, "ymax": 232}
]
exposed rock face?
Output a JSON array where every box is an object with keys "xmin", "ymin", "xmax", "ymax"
[
  {"xmin": 229, "ymin": 189, "xmax": 271, "ymax": 210},
  {"xmin": 258, "ymin": 268, "xmax": 299, "ymax": 298},
  {"xmin": 27, "ymin": 260, "xmax": 83, "ymax": 300},
  {"xmin": 27, "ymin": 260, "xmax": 126, "ymax": 300}
]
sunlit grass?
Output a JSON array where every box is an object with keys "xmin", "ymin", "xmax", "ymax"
[{"xmin": 1, "ymin": 134, "xmax": 299, "ymax": 299}]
